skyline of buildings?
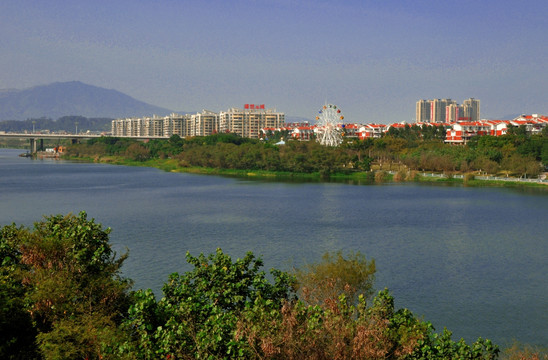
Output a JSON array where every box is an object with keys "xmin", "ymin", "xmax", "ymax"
[
  {"xmin": 111, "ymin": 105, "xmax": 285, "ymax": 139},
  {"xmin": 416, "ymin": 98, "xmax": 480, "ymax": 124},
  {"xmin": 111, "ymin": 99, "xmax": 548, "ymax": 146},
  {"xmin": 113, "ymin": 98, "xmax": 484, "ymax": 139}
]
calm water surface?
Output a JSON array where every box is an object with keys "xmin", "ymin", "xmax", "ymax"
[{"xmin": 1, "ymin": 148, "xmax": 547, "ymax": 346}]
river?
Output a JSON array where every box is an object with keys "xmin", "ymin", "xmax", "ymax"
[{"xmin": 0, "ymin": 148, "xmax": 547, "ymax": 347}]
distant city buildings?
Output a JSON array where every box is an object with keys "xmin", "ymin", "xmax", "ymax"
[
  {"xmin": 463, "ymin": 98, "xmax": 481, "ymax": 123},
  {"xmin": 191, "ymin": 110, "xmax": 219, "ymax": 137},
  {"xmin": 220, "ymin": 106, "xmax": 285, "ymax": 139},
  {"xmin": 416, "ymin": 98, "xmax": 480, "ymax": 123},
  {"xmin": 110, "ymin": 100, "xmax": 548, "ymax": 146},
  {"xmin": 112, "ymin": 114, "xmax": 184, "ymax": 137},
  {"xmin": 111, "ymin": 105, "xmax": 284, "ymax": 139}
]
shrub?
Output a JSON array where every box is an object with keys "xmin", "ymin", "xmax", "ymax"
[
  {"xmin": 122, "ymin": 249, "xmax": 295, "ymax": 359},
  {"xmin": 294, "ymin": 251, "xmax": 376, "ymax": 306},
  {"xmin": 375, "ymin": 170, "xmax": 388, "ymax": 182},
  {"xmin": 464, "ymin": 173, "xmax": 475, "ymax": 184},
  {"xmin": 0, "ymin": 212, "xmax": 132, "ymax": 359}
]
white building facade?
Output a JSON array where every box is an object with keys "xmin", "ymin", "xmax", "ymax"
[
  {"xmin": 112, "ymin": 105, "xmax": 284, "ymax": 139},
  {"xmin": 219, "ymin": 105, "xmax": 285, "ymax": 139}
]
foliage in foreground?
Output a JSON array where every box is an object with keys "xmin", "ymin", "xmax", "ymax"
[
  {"xmin": 121, "ymin": 249, "xmax": 498, "ymax": 360},
  {"xmin": 121, "ymin": 249, "xmax": 295, "ymax": 359},
  {"xmin": 294, "ymin": 250, "xmax": 376, "ymax": 306},
  {"xmin": 501, "ymin": 343, "xmax": 548, "ymax": 360},
  {"xmin": 0, "ymin": 212, "xmax": 132, "ymax": 359},
  {"xmin": 1, "ymin": 213, "xmax": 505, "ymax": 359}
]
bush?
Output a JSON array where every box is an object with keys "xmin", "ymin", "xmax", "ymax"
[
  {"xmin": 0, "ymin": 212, "xmax": 132, "ymax": 359},
  {"xmin": 464, "ymin": 173, "xmax": 475, "ymax": 184},
  {"xmin": 375, "ymin": 170, "xmax": 388, "ymax": 182},
  {"xmin": 294, "ymin": 250, "xmax": 376, "ymax": 306},
  {"xmin": 121, "ymin": 249, "xmax": 295, "ymax": 359},
  {"xmin": 502, "ymin": 342, "xmax": 548, "ymax": 360}
]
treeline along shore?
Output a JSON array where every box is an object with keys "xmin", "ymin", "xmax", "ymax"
[{"xmin": 61, "ymin": 125, "xmax": 548, "ymax": 188}]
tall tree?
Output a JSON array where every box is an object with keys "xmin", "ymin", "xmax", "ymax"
[{"xmin": 1, "ymin": 212, "xmax": 132, "ymax": 359}]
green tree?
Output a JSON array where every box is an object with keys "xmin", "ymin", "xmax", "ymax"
[
  {"xmin": 294, "ymin": 250, "xmax": 376, "ymax": 306},
  {"xmin": 501, "ymin": 154, "xmax": 542, "ymax": 178},
  {"xmin": 236, "ymin": 288, "xmax": 498, "ymax": 360},
  {"xmin": 122, "ymin": 249, "xmax": 296, "ymax": 359},
  {"xmin": 125, "ymin": 143, "xmax": 151, "ymax": 161},
  {"xmin": 506, "ymin": 124, "xmax": 528, "ymax": 137},
  {"xmin": 1, "ymin": 212, "xmax": 132, "ymax": 359},
  {"xmin": 407, "ymin": 326, "xmax": 499, "ymax": 360},
  {"xmin": 0, "ymin": 224, "xmax": 40, "ymax": 359},
  {"xmin": 541, "ymin": 141, "xmax": 548, "ymax": 167}
]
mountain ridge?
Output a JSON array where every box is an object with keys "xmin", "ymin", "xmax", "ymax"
[{"xmin": 0, "ymin": 81, "xmax": 175, "ymax": 120}]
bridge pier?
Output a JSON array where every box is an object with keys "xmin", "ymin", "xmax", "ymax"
[{"xmin": 29, "ymin": 138, "xmax": 44, "ymax": 153}]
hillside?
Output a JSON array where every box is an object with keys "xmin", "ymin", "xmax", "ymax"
[{"xmin": 0, "ymin": 81, "xmax": 174, "ymax": 120}]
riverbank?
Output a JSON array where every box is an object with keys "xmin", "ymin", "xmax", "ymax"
[{"xmin": 63, "ymin": 154, "xmax": 548, "ymax": 189}]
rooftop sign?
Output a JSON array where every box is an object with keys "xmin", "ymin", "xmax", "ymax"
[{"xmin": 244, "ymin": 104, "xmax": 265, "ymax": 110}]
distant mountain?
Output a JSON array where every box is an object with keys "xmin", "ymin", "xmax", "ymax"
[{"xmin": 0, "ymin": 81, "xmax": 174, "ymax": 120}]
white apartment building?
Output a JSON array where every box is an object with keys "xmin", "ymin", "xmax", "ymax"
[
  {"xmin": 112, "ymin": 117, "xmax": 146, "ymax": 137},
  {"xmin": 163, "ymin": 113, "xmax": 191, "ymax": 137},
  {"xmin": 112, "ymin": 106, "xmax": 284, "ymax": 139},
  {"xmin": 191, "ymin": 110, "xmax": 219, "ymax": 136},
  {"xmin": 219, "ymin": 106, "xmax": 285, "ymax": 139},
  {"xmin": 112, "ymin": 114, "xmax": 187, "ymax": 137},
  {"xmin": 144, "ymin": 116, "xmax": 164, "ymax": 137}
]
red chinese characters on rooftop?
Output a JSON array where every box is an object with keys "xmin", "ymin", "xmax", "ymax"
[{"xmin": 244, "ymin": 104, "xmax": 265, "ymax": 110}]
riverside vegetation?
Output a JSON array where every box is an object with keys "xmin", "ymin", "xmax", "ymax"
[
  {"xmin": 61, "ymin": 124, "xmax": 548, "ymax": 186},
  {"xmin": 1, "ymin": 213, "xmax": 547, "ymax": 359}
]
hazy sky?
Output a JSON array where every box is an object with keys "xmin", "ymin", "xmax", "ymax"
[{"xmin": 1, "ymin": 0, "xmax": 546, "ymax": 123}]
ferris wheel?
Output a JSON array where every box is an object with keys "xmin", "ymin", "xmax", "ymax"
[{"xmin": 315, "ymin": 103, "xmax": 344, "ymax": 146}]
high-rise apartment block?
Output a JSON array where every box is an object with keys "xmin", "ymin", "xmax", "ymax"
[
  {"xmin": 191, "ymin": 110, "xmax": 219, "ymax": 137},
  {"xmin": 416, "ymin": 98, "xmax": 480, "ymax": 123},
  {"xmin": 416, "ymin": 100, "xmax": 431, "ymax": 123},
  {"xmin": 463, "ymin": 98, "xmax": 480, "ymax": 122},
  {"xmin": 112, "ymin": 113, "xmax": 192, "ymax": 138},
  {"xmin": 112, "ymin": 105, "xmax": 284, "ymax": 139},
  {"xmin": 445, "ymin": 103, "xmax": 461, "ymax": 123},
  {"xmin": 163, "ymin": 113, "xmax": 191, "ymax": 137},
  {"xmin": 219, "ymin": 105, "xmax": 284, "ymax": 139}
]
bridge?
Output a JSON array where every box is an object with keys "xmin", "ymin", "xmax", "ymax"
[{"xmin": 0, "ymin": 133, "xmax": 169, "ymax": 153}]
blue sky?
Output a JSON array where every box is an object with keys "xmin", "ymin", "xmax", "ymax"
[{"xmin": 1, "ymin": 0, "xmax": 546, "ymax": 123}]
